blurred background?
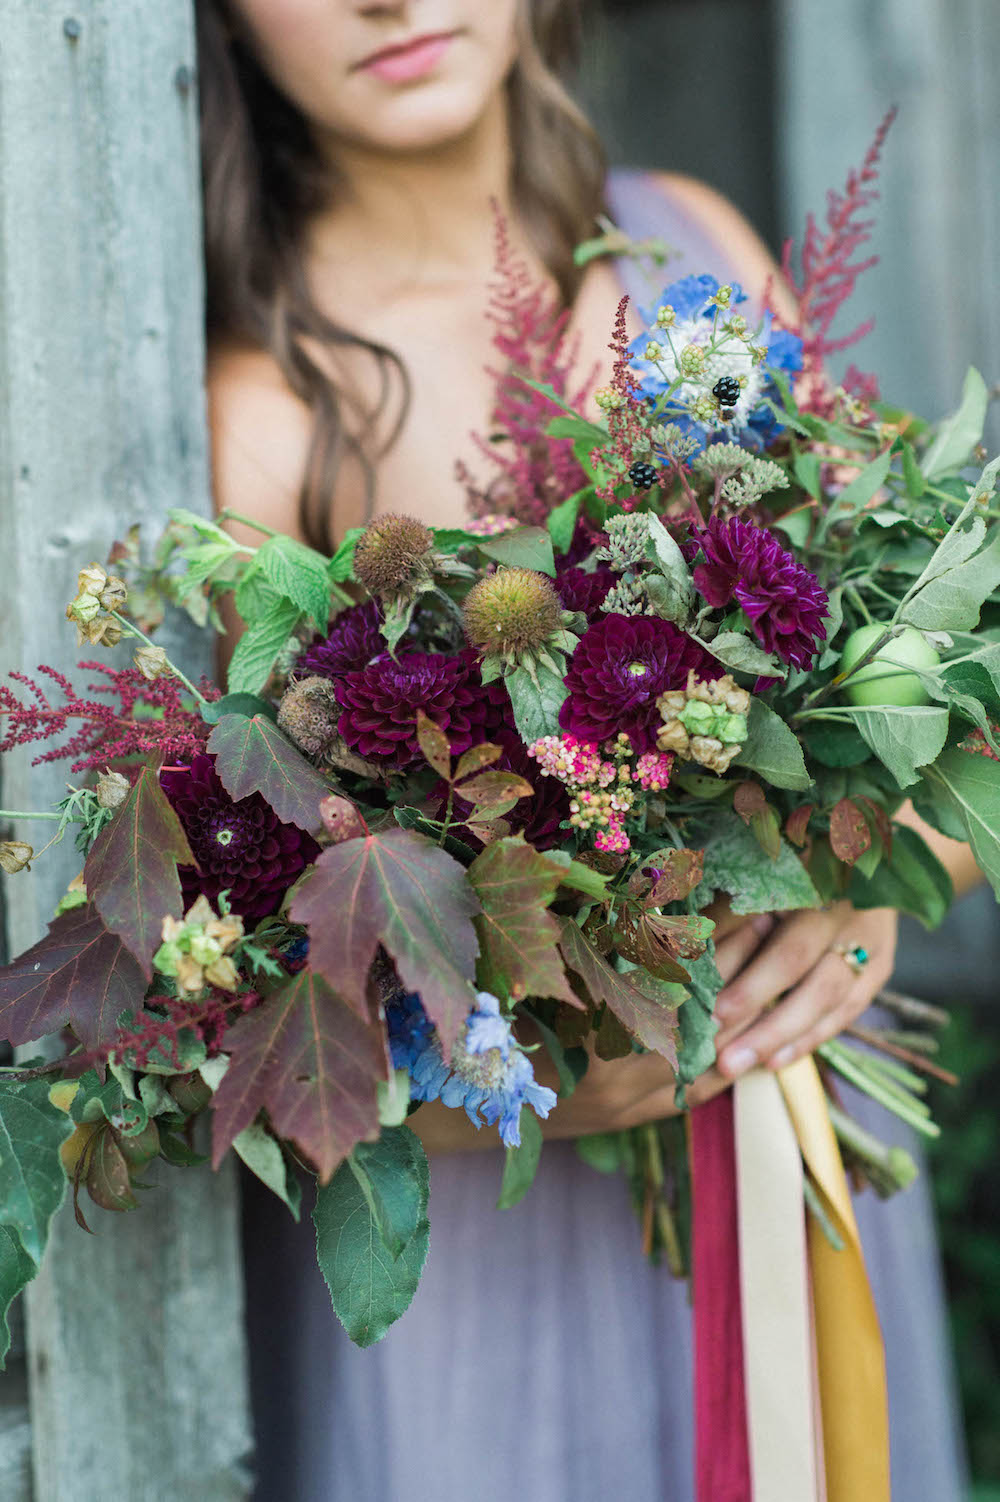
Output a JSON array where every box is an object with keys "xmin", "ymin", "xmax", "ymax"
[{"xmin": 580, "ymin": 1, "xmax": 1000, "ymax": 1494}]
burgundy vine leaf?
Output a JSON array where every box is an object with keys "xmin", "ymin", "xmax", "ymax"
[
  {"xmin": 611, "ymin": 906, "xmax": 715, "ymax": 984},
  {"xmin": 207, "ymin": 713, "xmax": 331, "ymax": 833},
  {"xmin": 829, "ymin": 797, "xmax": 872, "ymax": 866},
  {"xmin": 733, "ymin": 781, "xmax": 769, "ymax": 826},
  {"xmin": 289, "ymin": 828, "xmax": 480, "ymax": 1054},
  {"xmin": 0, "ymin": 904, "xmax": 147, "ymax": 1049},
  {"xmin": 211, "ymin": 970, "xmax": 388, "ymax": 1183},
  {"xmin": 84, "ymin": 766, "xmax": 196, "ymax": 974},
  {"xmin": 559, "ymin": 919, "xmax": 682, "ymax": 1067},
  {"xmin": 466, "ymin": 836, "xmax": 579, "ymax": 1005},
  {"xmin": 415, "ymin": 709, "xmax": 453, "ymax": 781},
  {"xmin": 785, "ymin": 804, "xmax": 815, "ymax": 848},
  {"xmin": 646, "ymin": 848, "xmax": 704, "ymax": 905}
]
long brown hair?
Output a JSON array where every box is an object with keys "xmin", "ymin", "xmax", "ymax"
[{"xmin": 196, "ymin": 0, "xmax": 606, "ymax": 553}]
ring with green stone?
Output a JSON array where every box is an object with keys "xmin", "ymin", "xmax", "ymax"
[{"xmin": 832, "ymin": 942, "xmax": 870, "ymax": 976}]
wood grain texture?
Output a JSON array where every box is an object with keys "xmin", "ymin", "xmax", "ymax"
[{"xmin": 0, "ymin": 4, "xmax": 252, "ymax": 1496}]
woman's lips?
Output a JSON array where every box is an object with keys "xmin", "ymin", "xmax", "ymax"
[{"xmin": 360, "ymin": 32, "xmax": 455, "ymax": 84}]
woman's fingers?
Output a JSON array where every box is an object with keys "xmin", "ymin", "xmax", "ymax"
[
  {"xmin": 713, "ymin": 912, "xmax": 776, "ymax": 984},
  {"xmin": 714, "ymin": 907, "xmax": 841, "ymax": 1030}
]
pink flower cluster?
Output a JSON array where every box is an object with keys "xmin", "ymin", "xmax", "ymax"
[{"xmin": 527, "ymin": 733, "xmax": 674, "ymax": 854}]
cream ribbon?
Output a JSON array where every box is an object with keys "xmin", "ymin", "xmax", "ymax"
[{"xmin": 734, "ymin": 1068, "xmax": 822, "ymax": 1502}]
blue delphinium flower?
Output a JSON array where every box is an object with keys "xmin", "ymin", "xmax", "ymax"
[
  {"xmin": 386, "ymin": 990, "xmax": 556, "ymax": 1148},
  {"xmin": 628, "ymin": 274, "xmax": 803, "ymax": 453}
]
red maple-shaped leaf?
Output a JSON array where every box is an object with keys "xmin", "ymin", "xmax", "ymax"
[
  {"xmin": 559, "ymin": 918, "xmax": 683, "ymax": 1067},
  {"xmin": 0, "ymin": 904, "xmax": 148, "ymax": 1049},
  {"xmin": 466, "ymin": 836, "xmax": 580, "ymax": 1005},
  {"xmin": 207, "ymin": 714, "xmax": 331, "ymax": 832},
  {"xmin": 289, "ymin": 828, "xmax": 479, "ymax": 1055},
  {"xmin": 211, "ymin": 969, "xmax": 388, "ymax": 1182},
  {"xmin": 84, "ymin": 766, "xmax": 196, "ymax": 975}
]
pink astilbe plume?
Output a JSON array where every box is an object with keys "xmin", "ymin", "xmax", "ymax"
[
  {"xmin": 0, "ymin": 661, "xmax": 212, "ymax": 772},
  {"xmin": 465, "ymin": 211, "xmax": 595, "ymax": 526},
  {"xmin": 773, "ymin": 108, "xmax": 897, "ymax": 416},
  {"xmin": 588, "ymin": 296, "xmax": 665, "ymax": 506}
]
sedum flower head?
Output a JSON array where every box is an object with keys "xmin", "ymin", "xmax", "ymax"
[
  {"xmin": 463, "ymin": 567, "xmax": 564, "ymax": 660},
  {"xmin": 353, "ymin": 513, "xmax": 434, "ymax": 599},
  {"xmin": 154, "ymin": 894, "xmax": 245, "ymax": 994},
  {"xmin": 657, "ymin": 671, "xmax": 751, "ymax": 774}
]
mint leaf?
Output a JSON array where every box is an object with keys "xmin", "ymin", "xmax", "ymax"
[
  {"xmin": 674, "ymin": 947, "xmax": 723, "ymax": 1105},
  {"xmin": 254, "ymin": 534, "xmax": 331, "ymax": 627},
  {"xmin": 313, "ymin": 1126, "xmax": 430, "ymax": 1348},
  {"xmin": 227, "ymin": 597, "xmax": 302, "ymax": 695},
  {"xmin": 480, "ymin": 526, "xmax": 556, "ymax": 577}
]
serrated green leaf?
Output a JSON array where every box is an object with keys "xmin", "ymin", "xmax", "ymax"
[
  {"xmin": 329, "ymin": 528, "xmax": 363, "ymax": 582},
  {"xmin": 0, "ymin": 1227, "xmax": 36, "ymax": 1369},
  {"xmin": 480, "ymin": 527, "xmax": 556, "ymax": 577},
  {"xmin": 233, "ymin": 1122, "xmax": 301, "ymax": 1221},
  {"xmin": 838, "ymin": 704, "xmax": 949, "ymax": 788},
  {"xmin": 735, "ymin": 699, "xmax": 811, "ymax": 790},
  {"xmin": 902, "ymin": 530, "xmax": 1000, "ymax": 632},
  {"xmin": 253, "ymin": 535, "xmax": 331, "ymax": 627},
  {"xmin": 923, "ymin": 367, "xmax": 988, "ymax": 480},
  {"xmin": 918, "ymin": 748, "xmax": 1000, "ymax": 899},
  {"xmin": 227, "ymin": 597, "xmax": 302, "ymax": 694},
  {"xmin": 313, "ymin": 1126, "xmax": 429, "ymax": 1348},
  {"xmin": 0, "ymin": 1076, "xmax": 73, "ymax": 1264},
  {"xmin": 497, "ymin": 1109, "xmax": 543, "ymax": 1209},
  {"xmin": 698, "ymin": 815, "xmax": 820, "ymax": 914},
  {"xmin": 503, "ymin": 661, "xmax": 567, "ymax": 742}
]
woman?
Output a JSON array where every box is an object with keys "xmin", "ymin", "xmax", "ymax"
[{"xmin": 198, "ymin": 3, "xmax": 975, "ymax": 1497}]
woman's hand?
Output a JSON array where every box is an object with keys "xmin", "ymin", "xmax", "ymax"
[{"xmin": 712, "ymin": 901, "xmax": 898, "ymax": 1078}]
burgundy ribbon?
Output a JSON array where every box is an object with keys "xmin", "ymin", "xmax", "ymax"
[{"xmin": 690, "ymin": 1089, "xmax": 752, "ymax": 1502}]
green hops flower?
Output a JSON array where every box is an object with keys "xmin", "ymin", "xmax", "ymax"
[
  {"xmin": 463, "ymin": 567, "xmax": 564, "ymax": 658},
  {"xmin": 354, "ymin": 513, "xmax": 434, "ymax": 598}
]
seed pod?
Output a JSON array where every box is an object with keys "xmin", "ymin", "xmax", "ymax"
[
  {"xmin": 167, "ymin": 1070, "xmax": 212, "ymax": 1116},
  {"xmin": 86, "ymin": 1126, "xmax": 138, "ymax": 1212}
]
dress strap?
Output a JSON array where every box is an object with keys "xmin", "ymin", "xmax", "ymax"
[{"xmin": 605, "ymin": 167, "xmax": 741, "ymax": 311}]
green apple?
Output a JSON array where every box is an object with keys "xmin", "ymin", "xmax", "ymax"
[{"xmin": 838, "ymin": 624, "xmax": 940, "ymax": 707}]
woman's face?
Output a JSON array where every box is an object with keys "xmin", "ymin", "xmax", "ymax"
[{"xmin": 226, "ymin": 0, "xmax": 522, "ymax": 156}]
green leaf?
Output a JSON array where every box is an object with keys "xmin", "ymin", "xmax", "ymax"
[
  {"xmin": 503, "ymin": 661, "xmax": 567, "ymax": 743},
  {"xmin": 227, "ymin": 597, "xmax": 302, "ymax": 695},
  {"xmin": 0, "ymin": 1226, "xmax": 35, "ymax": 1368},
  {"xmin": 547, "ymin": 489, "xmax": 585, "ymax": 554},
  {"xmin": 674, "ymin": 946, "xmax": 723, "ymax": 1105},
  {"xmin": 199, "ymin": 691, "xmax": 278, "ymax": 725},
  {"xmin": 313, "ymin": 1126, "xmax": 429, "ymax": 1348},
  {"xmin": 802, "ymin": 721, "xmax": 870, "ymax": 768},
  {"xmin": 918, "ymin": 748, "xmax": 1000, "ymax": 899},
  {"xmin": 773, "ymin": 508, "xmax": 812, "ymax": 549},
  {"xmin": 497, "ymin": 1109, "xmax": 543, "ymax": 1209},
  {"xmin": 480, "ymin": 527, "xmax": 556, "ymax": 578},
  {"xmin": 0, "ymin": 1075, "xmax": 72, "ymax": 1263},
  {"xmin": 735, "ymin": 699, "xmax": 812, "ymax": 790},
  {"xmin": 574, "ymin": 1132, "xmax": 624, "ymax": 1173},
  {"xmin": 466, "ymin": 837, "xmax": 577, "ymax": 1005},
  {"xmin": 70, "ymin": 1069, "xmax": 146, "ymax": 1134},
  {"xmin": 698, "ymin": 815, "xmax": 820, "ymax": 914},
  {"xmin": 254, "ymin": 535, "xmax": 331, "ymax": 628},
  {"xmin": 849, "ymin": 824, "xmax": 952, "ymax": 929},
  {"xmin": 290, "ymin": 828, "xmax": 480, "ymax": 1055},
  {"xmin": 526, "ymin": 1011, "xmax": 588, "ymax": 1098},
  {"xmin": 702, "ymin": 630, "xmax": 784, "ymax": 679},
  {"xmin": 902, "ymin": 441, "xmax": 925, "ymax": 499},
  {"xmin": 822, "ymin": 449, "xmax": 893, "ymax": 533},
  {"xmin": 538, "ymin": 850, "xmax": 611, "ymax": 899},
  {"xmin": 792, "ymin": 452, "xmax": 822, "ymax": 500},
  {"xmin": 329, "ymin": 528, "xmax": 363, "ymax": 583},
  {"xmin": 645, "ymin": 513, "xmax": 695, "ymax": 622},
  {"xmin": 901, "ymin": 529, "xmax": 1000, "ymax": 632},
  {"xmin": 838, "ymin": 704, "xmax": 949, "ymax": 788},
  {"xmin": 207, "ymin": 713, "xmax": 330, "ymax": 832},
  {"xmin": 923, "ymin": 367, "xmax": 988, "ymax": 480},
  {"xmin": 84, "ymin": 766, "xmax": 196, "ymax": 975},
  {"xmin": 232, "ymin": 1122, "xmax": 301, "ymax": 1220}
]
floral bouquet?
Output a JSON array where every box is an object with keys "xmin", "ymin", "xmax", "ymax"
[{"xmin": 1, "ymin": 118, "xmax": 998, "ymax": 1494}]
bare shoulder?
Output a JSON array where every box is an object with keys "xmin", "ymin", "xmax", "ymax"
[
  {"xmin": 205, "ymin": 341, "xmax": 313, "ymax": 545},
  {"xmin": 649, "ymin": 170, "xmax": 797, "ymax": 319}
]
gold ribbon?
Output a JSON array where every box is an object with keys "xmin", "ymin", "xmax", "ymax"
[
  {"xmin": 734, "ymin": 1069, "xmax": 822, "ymax": 1501},
  {"xmin": 779, "ymin": 1056, "xmax": 891, "ymax": 1502}
]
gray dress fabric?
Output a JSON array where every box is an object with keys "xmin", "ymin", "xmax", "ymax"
[{"xmin": 241, "ymin": 170, "xmax": 967, "ymax": 1502}]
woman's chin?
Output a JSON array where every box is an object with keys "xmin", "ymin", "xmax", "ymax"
[{"xmin": 325, "ymin": 80, "xmax": 505, "ymax": 159}]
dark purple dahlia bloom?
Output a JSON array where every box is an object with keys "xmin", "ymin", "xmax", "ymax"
[
  {"xmin": 559, "ymin": 613, "xmax": 718, "ymax": 754},
  {"xmin": 554, "ymin": 564, "xmax": 615, "ymax": 624},
  {"xmin": 294, "ymin": 601, "xmax": 383, "ymax": 680},
  {"xmin": 160, "ymin": 754, "xmax": 319, "ymax": 922},
  {"xmin": 693, "ymin": 515, "xmax": 829, "ymax": 671},
  {"xmin": 335, "ymin": 650, "xmax": 492, "ymax": 767}
]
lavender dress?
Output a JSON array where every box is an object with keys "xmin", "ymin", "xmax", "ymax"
[{"xmin": 242, "ymin": 172, "xmax": 966, "ymax": 1502}]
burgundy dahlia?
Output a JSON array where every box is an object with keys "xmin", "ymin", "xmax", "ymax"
[
  {"xmin": 160, "ymin": 755, "xmax": 319, "ymax": 923},
  {"xmin": 335, "ymin": 650, "xmax": 492, "ymax": 767},
  {"xmin": 560, "ymin": 614, "xmax": 718, "ymax": 754},
  {"xmin": 693, "ymin": 515, "xmax": 829, "ymax": 671},
  {"xmin": 294, "ymin": 601, "xmax": 383, "ymax": 680},
  {"xmin": 555, "ymin": 564, "xmax": 615, "ymax": 624}
]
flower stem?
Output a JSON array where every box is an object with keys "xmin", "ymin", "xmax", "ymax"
[
  {"xmin": 0, "ymin": 810, "xmax": 62, "ymax": 821},
  {"xmin": 110, "ymin": 613, "xmax": 208, "ymax": 705},
  {"xmin": 216, "ymin": 508, "xmax": 278, "ymax": 539}
]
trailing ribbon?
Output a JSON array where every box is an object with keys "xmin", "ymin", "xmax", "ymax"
[
  {"xmin": 734, "ymin": 1069, "xmax": 821, "ymax": 1501},
  {"xmin": 778, "ymin": 1056, "xmax": 891, "ymax": 1502}
]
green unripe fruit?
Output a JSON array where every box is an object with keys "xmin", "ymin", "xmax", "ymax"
[
  {"xmin": 839, "ymin": 624, "xmax": 940, "ymax": 707},
  {"xmin": 118, "ymin": 1118, "xmax": 161, "ymax": 1170}
]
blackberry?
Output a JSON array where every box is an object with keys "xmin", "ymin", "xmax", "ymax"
[
  {"xmin": 628, "ymin": 460, "xmax": 658, "ymax": 491},
  {"xmin": 712, "ymin": 375, "xmax": 741, "ymax": 409}
]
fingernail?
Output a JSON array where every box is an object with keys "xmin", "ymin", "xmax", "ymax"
[
  {"xmin": 720, "ymin": 1046, "xmax": 757, "ymax": 1077},
  {"xmin": 769, "ymin": 1046, "xmax": 795, "ymax": 1070},
  {"xmin": 752, "ymin": 914, "xmax": 775, "ymax": 937}
]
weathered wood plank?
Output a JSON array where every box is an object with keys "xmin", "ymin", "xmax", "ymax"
[{"xmin": 0, "ymin": 4, "xmax": 252, "ymax": 1497}]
